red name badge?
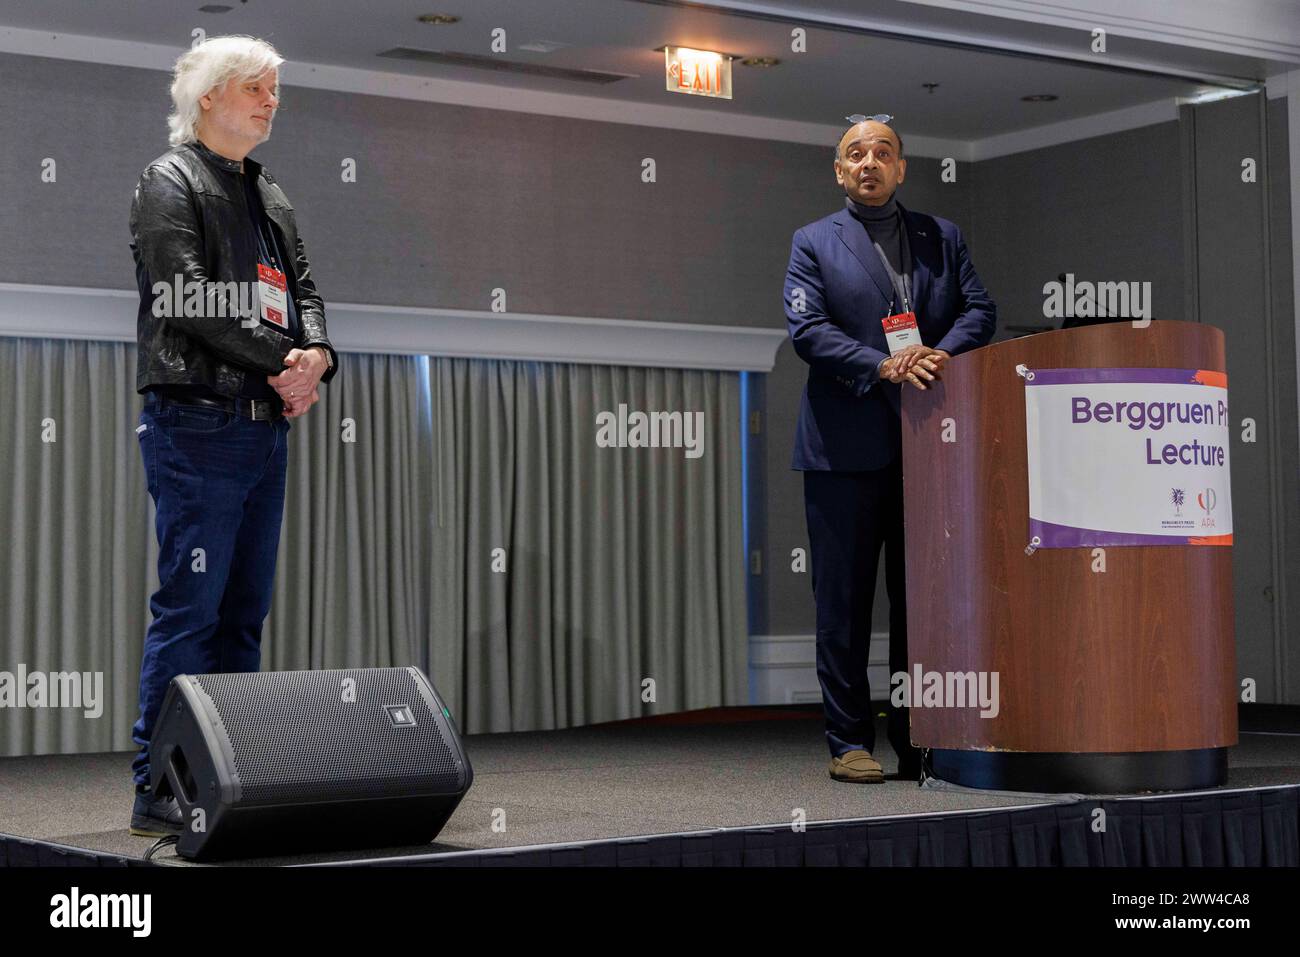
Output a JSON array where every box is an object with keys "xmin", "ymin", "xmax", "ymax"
[
  {"xmin": 881, "ymin": 311, "xmax": 920, "ymax": 356},
  {"xmin": 257, "ymin": 262, "xmax": 289, "ymax": 329}
]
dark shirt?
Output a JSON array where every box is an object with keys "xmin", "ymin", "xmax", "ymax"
[
  {"xmin": 845, "ymin": 194, "xmax": 914, "ymax": 384},
  {"xmin": 845, "ymin": 195, "xmax": 912, "ymax": 314},
  {"xmin": 236, "ymin": 168, "xmax": 299, "ymax": 401}
]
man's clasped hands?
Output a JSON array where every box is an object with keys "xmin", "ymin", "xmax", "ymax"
[
  {"xmin": 880, "ymin": 345, "xmax": 951, "ymax": 390},
  {"xmin": 267, "ymin": 346, "xmax": 329, "ymax": 418}
]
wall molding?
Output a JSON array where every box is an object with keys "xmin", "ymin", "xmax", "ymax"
[
  {"xmin": 1284, "ymin": 72, "xmax": 1300, "ymax": 610},
  {"xmin": 748, "ymin": 632, "xmax": 890, "ymax": 706},
  {"xmin": 897, "ymin": 0, "xmax": 1300, "ymax": 64},
  {"xmin": 968, "ymin": 97, "xmax": 1178, "ymax": 160},
  {"xmin": 1265, "ymin": 69, "xmax": 1300, "ymax": 507},
  {"xmin": 0, "ymin": 282, "xmax": 788, "ymax": 372},
  {"xmin": 1265, "ymin": 68, "xmax": 1300, "ymax": 100}
]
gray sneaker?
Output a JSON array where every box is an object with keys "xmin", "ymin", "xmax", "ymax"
[{"xmin": 129, "ymin": 785, "xmax": 183, "ymax": 837}]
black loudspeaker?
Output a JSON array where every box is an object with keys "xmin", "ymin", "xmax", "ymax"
[{"xmin": 149, "ymin": 667, "xmax": 473, "ymax": 861}]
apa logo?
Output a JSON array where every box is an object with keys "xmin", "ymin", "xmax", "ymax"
[{"xmin": 1197, "ymin": 488, "xmax": 1217, "ymax": 528}]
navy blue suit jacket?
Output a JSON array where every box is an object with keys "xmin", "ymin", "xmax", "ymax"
[{"xmin": 784, "ymin": 200, "xmax": 997, "ymax": 471}]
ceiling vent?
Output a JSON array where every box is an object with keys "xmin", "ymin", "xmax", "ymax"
[{"xmin": 377, "ymin": 47, "xmax": 634, "ymax": 85}]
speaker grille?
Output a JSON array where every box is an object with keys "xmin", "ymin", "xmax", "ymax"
[{"xmin": 193, "ymin": 669, "xmax": 460, "ymax": 804}]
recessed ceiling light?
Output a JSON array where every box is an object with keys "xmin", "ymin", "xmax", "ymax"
[
  {"xmin": 1022, "ymin": 94, "xmax": 1058, "ymax": 102},
  {"xmin": 740, "ymin": 56, "xmax": 780, "ymax": 67},
  {"xmin": 519, "ymin": 39, "xmax": 569, "ymax": 54},
  {"xmin": 1178, "ymin": 88, "xmax": 1255, "ymax": 104},
  {"xmin": 652, "ymin": 45, "xmax": 740, "ymax": 59},
  {"xmin": 418, "ymin": 13, "xmax": 461, "ymax": 25},
  {"xmin": 198, "ymin": 4, "xmax": 232, "ymax": 12}
]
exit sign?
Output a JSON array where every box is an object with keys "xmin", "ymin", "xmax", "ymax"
[{"xmin": 665, "ymin": 46, "xmax": 732, "ymax": 99}]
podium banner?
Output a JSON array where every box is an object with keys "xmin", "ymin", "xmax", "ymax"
[{"xmin": 1024, "ymin": 367, "xmax": 1232, "ymax": 547}]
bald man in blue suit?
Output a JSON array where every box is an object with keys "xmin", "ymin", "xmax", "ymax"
[{"xmin": 784, "ymin": 117, "xmax": 996, "ymax": 783}]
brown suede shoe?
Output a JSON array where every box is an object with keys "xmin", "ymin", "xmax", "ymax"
[{"xmin": 829, "ymin": 749, "xmax": 885, "ymax": 783}]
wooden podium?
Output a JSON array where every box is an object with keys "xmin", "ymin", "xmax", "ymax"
[{"xmin": 901, "ymin": 321, "xmax": 1236, "ymax": 792}]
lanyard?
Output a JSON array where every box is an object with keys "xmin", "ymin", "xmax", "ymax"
[
  {"xmin": 869, "ymin": 210, "xmax": 913, "ymax": 315},
  {"xmin": 244, "ymin": 174, "xmax": 283, "ymax": 272},
  {"xmin": 242, "ymin": 173, "xmax": 296, "ymax": 335}
]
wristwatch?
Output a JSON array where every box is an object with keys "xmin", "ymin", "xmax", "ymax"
[{"xmin": 313, "ymin": 345, "xmax": 333, "ymax": 372}]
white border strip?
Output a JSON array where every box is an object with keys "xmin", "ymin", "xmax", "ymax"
[{"xmin": 0, "ymin": 282, "xmax": 788, "ymax": 372}]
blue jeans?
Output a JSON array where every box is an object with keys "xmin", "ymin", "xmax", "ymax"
[{"xmin": 132, "ymin": 391, "xmax": 290, "ymax": 787}]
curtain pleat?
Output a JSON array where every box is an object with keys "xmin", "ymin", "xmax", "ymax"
[
  {"xmin": 0, "ymin": 337, "xmax": 746, "ymax": 756},
  {"xmin": 428, "ymin": 358, "xmax": 746, "ymax": 733}
]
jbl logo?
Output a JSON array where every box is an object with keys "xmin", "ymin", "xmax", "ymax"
[{"xmin": 386, "ymin": 705, "xmax": 416, "ymax": 728}]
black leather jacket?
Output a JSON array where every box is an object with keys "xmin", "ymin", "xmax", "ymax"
[{"xmin": 129, "ymin": 138, "xmax": 338, "ymax": 395}]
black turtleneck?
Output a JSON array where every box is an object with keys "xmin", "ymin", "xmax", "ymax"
[{"xmin": 845, "ymin": 194, "xmax": 910, "ymax": 313}]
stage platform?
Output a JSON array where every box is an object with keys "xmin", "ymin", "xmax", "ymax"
[{"xmin": 3, "ymin": 706, "xmax": 1298, "ymax": 867}]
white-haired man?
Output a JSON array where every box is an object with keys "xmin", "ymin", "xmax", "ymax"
[{"xmin": 128, "ymin": 35, "xmax": 338, "ymax": 835}]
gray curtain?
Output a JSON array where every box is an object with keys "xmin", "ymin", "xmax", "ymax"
[{"xmin": 0, "ymin": 337, "xmax": 746, "ymax": 757}]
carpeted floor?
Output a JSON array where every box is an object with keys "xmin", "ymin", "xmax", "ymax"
[{"xmin": 3, "ymin": 710, "xmax": 1297, "ymax": 866}]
